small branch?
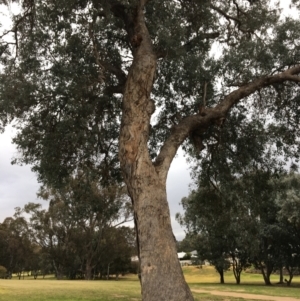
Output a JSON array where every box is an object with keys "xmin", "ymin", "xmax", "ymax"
[
  {"xmin": 113, "ymin": 218, "xmax": 134, "ymax": 228},
  {"xmin": 210, "ymin": 3, "xmax": 252, "ymax": 35},
  {"xmin": 203, "ymin": 81, "xmax": 208, "ymax": 107},
  {"xmin": 11, "ymin": 7, "xmax": 34, "ymax": 56},
  {"xmin": 233, "ymin": 0, "xmax": 246, "ymax": 17},
  {"xmin": 0, "ymin": 29, "xmax": 14, "ymax": 39},
  {"xmin": 210, "ymin": 4, "xmax": 241, "ymax": 25},
  {"xmin": 88, "ymin": 23, "xmax": 105, "ymax": 83},
  {"xmin": 209, "ymin": 177, "xmax": 222, "ymax": 196}
]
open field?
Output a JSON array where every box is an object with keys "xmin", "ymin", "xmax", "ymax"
[
  {"xmin": 185, "ymin": 266, "xmax": 300, "ymax": 300},
  {"xmin": 0, "ymin": 266, "xmax": 300, "ymax": 301}
]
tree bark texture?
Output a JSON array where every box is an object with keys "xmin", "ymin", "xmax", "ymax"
[
  {"xmin": 219, "ymin": 270, "xmax": 225, "ymax": 284},
  {"xmin": 232, "ymin": 258, "xmax": 241, "ymax": 284},
  {"xmin": 279, "ymin": 266, "xmax": 284, "ymax": 284},
  {"xmin": 116, "ymin": 1, "xmax": 300, "ymax": 299},
  {"xmin": 286, "ymin": 266, "xmax": 294, "ymax": 286},
  {"xmin": 85, "ymin": 260, "xmax": 93, "ymax": 280},
  {"xmin": 118, "ymin": 3, "xmax": 194, "ymax": 301},
  {"xmin": 260, "ymin": 267, "xmax": 272, "ymax": 285}
]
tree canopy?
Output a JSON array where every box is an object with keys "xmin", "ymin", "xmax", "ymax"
[
  {"xmin": 1, "ymin": 1, "xmax": 300, "ymax": 300},
  {"xmin": 1, "ymin": 1, "xmax": 299, "ymax": 185},
  {"xmin": 178, "ymin": 165, "xmax": 300, "ymax": 285},
  {"xmin": 0, "ymin": 180, "xmax": 134, "ymax": 280}
]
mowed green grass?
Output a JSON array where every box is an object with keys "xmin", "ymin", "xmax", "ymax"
[
  {"xmin": 0, "ymin": 267, "xmax": 300, "ymax": 301},
  {"xmin": 185, "ymin": 266, "xmax": 300, "ymax": 300},
  {"xmin": 0, "ymin": 275, "xmax": 141, "ymax": 301}
]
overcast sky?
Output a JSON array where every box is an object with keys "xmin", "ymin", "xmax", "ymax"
[
  {"xmin": 0, "ymin": 0, "xmax": 295, "ymax": 240},
  {"xmin": 0, "ymin": 126, "xmax": 192, "ymax": 240}
]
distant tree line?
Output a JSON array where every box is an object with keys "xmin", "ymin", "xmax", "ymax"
[
  {"xmin": 178, "ymin": 170, "xmax": 300, "ymax": 286},
  {"xmin": 0, "ymin": 175, "xmax": 136, "ymax": 280}
]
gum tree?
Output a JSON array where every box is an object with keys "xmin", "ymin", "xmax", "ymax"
[
  {"xmin": 1, "ymin": 1, "xmax": 300, "ymax": 300},
  {"xmin": 24, "ymin": 178, "xmax": 130, "ymax": 280}
]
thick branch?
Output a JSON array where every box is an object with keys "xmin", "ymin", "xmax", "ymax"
[
  {"xmin": 216, "ymin": 65, "xmax": 300, "ymax": 113},
  {"xmin": 154, "ymin": 112, "xmax": 220, "ymax": 181},
  {"xmin": 154, "ymin": 64, "xmax": 300, "ymax": 181}
]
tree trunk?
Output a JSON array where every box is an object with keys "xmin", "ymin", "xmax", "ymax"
[
  {"xmin": 107, "ymin": 263, "xmax": 110, "ymax": 280},
  {"xmin": 278, "ymin": 266, "xmax": 284, "ymax": 284},
  {"xmin": 260, "ymin": 267, "xmax": 272, "ymax": 285},
  {"xmin": 53, "ymin": 260, "xmax": 64, "ymax": 280},
  {"xmin": 118, "ymin": 4, "xmax": 194, "ymax": 301},
  {"xmin": 219, "ymin": 270, "xmax": 225, "ymax": 284},
  {"xmin": 85, "ymin": 261, "xmax": 92, "ymax": 280},
  {"xmin": 134, "ymin": 182, "xmax": 193, "ymax": 300},
  {"xmin": 234, "ymin": 271, "xmax": 241, "ymax": 285},
  {"xmin": 232, "ymin": 258, "xmax": 241, "ymax": 284},
  {"xmin": 286, "ymin": 266, "xmax": 294, "ymax": 286}
]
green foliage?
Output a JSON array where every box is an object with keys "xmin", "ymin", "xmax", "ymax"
[
  {"xmin": 1, "ymin": 0, "xmax": 300, "ymax": 187},
  {"xmin": 22, "ymin": 178, "xmax": 133, "ymax": 280},
  {"xmin": 0, "ymin": 267, "xmax": 300, "ymax": 300},
  {"xmin": 0, "ymin": 175, "xmax": 134, "ymax": 280},
  {"xmin": 179, "ymin": 169, "xmax": 300, "ymax": 285},
  {"xmin": 176, "ymin": 235, "xmax": 195, "ymax": 253},
  {"xmin": 1, "ymin": 2, "xmax": 300, "ymax": 297},
  {"xmin": 182, "ymin": 252, "xmax": 192, "ymax": 261},
  {"xmin": 0, "ymin": 214, "xmax": 34, "ymax": 277}
]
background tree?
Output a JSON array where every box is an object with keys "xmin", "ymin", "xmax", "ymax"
[
  {"xmin": 177, "ymin": 120, "xmax": 293, "ymax": 286},
  {"xmin": 0, "ymin": 214, "xmax": 33, "ymax": 279},
  {"xmin": 97, "ymin": 226, "xmax": 135, "ymax": 280},
  {"xmin": 275, "ymin": 173, "xmax": 300, "ymax": 285},
  {"xmin": 24, "ymin": 176, "xmax": 131, "ymax": 280},
  {"xmin": 176, "ymin": 234, "xmax": 195, "ymax": 253},
  {"xmin": 1, "ymin": 1, "xmax": 300, "ymax": 300},
  {"xmin": 178, "ymin": 188, "xmax": 249, "ymax": 285}
]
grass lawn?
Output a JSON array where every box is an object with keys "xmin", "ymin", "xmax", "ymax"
[
  {"xmin": 0, "ymin": 267, "xmax": 299, "ymax": 301},
  {"xmin": 0, "ymin": 276, "xmax": 141, "ymax": 301},
  {"xmin": 185, "ymin": 266, "xmax": 300, "ymax": 300}
]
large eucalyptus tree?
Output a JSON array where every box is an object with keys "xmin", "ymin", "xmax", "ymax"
[{"xmin": 1, "ymin": 1, "xmax": 300, "ymax": 300}]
